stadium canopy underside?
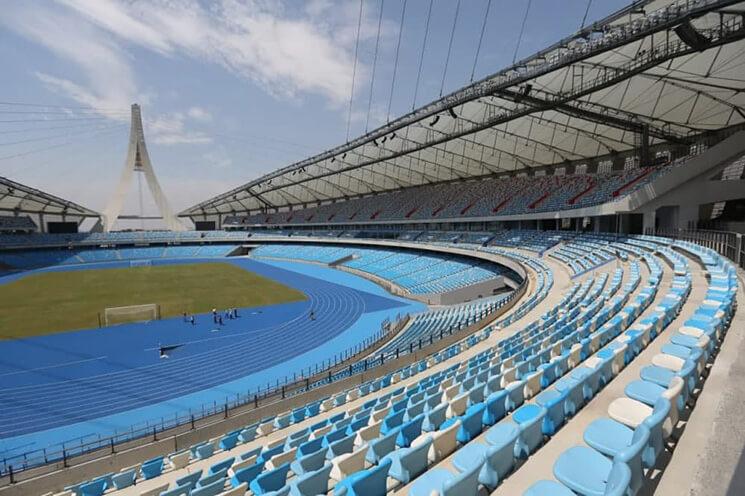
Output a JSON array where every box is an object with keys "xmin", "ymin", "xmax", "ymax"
[
  {"xmin": 182, "ymin": 0, "xmax": 745, "ymax": 219},
  {"xmin": 0, "ymin": 176, "xmax": 99, "ymax": 218}
]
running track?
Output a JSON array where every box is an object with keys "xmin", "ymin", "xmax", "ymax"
[{"xmin": 0, "ymin": 258, "xmax": 419, "ymax": 446}]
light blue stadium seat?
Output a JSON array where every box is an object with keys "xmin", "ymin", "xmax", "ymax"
[
  {"xmin": 595, "ymin": 398, "xmax": 669, "ymax": 469},
  {"xmin": 111, "ymin": 469, "xmax": 137, "ymax": 490},
  {"xmin": 505, "ymin": 380, "xmax": 525, "ymax": 411},
  {"xmin": 513, "ymin": 404, "xmax": 547, "ymax": 458},
  {"xmin": 192, "ymin": 478, "xmax": 227, "ymax": 496},
  {"xmin": 196, "ymin": 443, "xmax": 215, "ymax": 460},
  {"xmin": 457, "ymin": 404, "xmax": 485, "ymax": 444},
  {"xmin": 291, "ymin": 448, "xmax": 327, "ymax": 476},
  {"xmin": 554, "ymin": 376, "xmax": 584, "ymax": 416},
  {"xmin": 366, "ymin": 430, "xmax": 398, "ymax": 464},
  {"xmin": 326, "ymin": 434, "xmax": 356, "ymax": 460},
  {"xmin": 259, "ymin": 444, "xmax": 285, "ymax": 463},
  {"xmin": 220, "ymin": 433, "xmax": 240, "ymax": 450},
  {"xmin": 347, "ymin": 416, "xmax": 370, "ymax": 434},
  {"xmin": 230, "ymin": 462, "xmax": 265, "ymax": 488},
  {"xmin": 381, "ymin": 410, "xmax": 406, "ymax": 434},
  {"xmin": 396, "ymin": 414, "xmax": 425, "ymax": 448},
  {"xmin": 250, "ymin": 462, "xmax": 291, "ymax": 495},
  {"xmin": 290, "ymin": 463, "xmax": 332, "ymax": 496},
  {"xmin": 324, "ymin": 428, "xmax": 348, "ymax": 446},
  {"xmin": 198, "ymin": 468, "xmax": 227, "ymax": 488},
  {"xmin": 239, "ymin": 425, "xmax": 258, "ymax": 443},
  {"xmin": 523, "ymin": 479, "xmax": 576, "ymax": 495},
  {"xmin": 297, "ymin": 437, "xmax": 325, "ymax": 458},
  {"xmin": 384, "ymin": 437, "xmax": 432, "ymax": 484},
  {"xmin": 534, "ymin": 389, "xmax": 566, "ymax": 436},
  {"xmin": 409, "ymin": 460, "xmax": 481, "ymax": 496},
  {"xmin": 240, "ymin": 446, "xmax": 263, "ymax": 461},
  {"xmin": 209, "ymin": 458, "xmax": 234, "ymax": 475},
  {"xmin": 334, "ymin": 458, "xmax": 392, "ymax": 496},
  {"xmin": 160, "ymin": 485, "xmax": 190, "ymax": 496},
  {"xmin": 483, "ymin": 390, "xmax": 508, "ymax": 426},
  {"xmin": 79, "ymin": 478, "xmax": 107, "ymax": 496},
  {"xmin": 583, "ymin": 422, "xmax": 650, "ymax": 495},
  {"xmin": 176, "ymin": 470, "xmax": 203, "ymax": 490},
  {"xmin": 140, "ymin": 457, "xmax": 164, "ymax": 480},
  {"xmin": 422, "ymin": 403, "xmax": 448, "ymax": 432},
  {"xmin": 553, "ymin": 447, "xmax": 632, "ymax": 496}
]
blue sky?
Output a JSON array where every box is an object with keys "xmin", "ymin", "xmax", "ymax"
[{"xmin": 0, "ymin": 0, "xmax": 630, "ymax": 226}]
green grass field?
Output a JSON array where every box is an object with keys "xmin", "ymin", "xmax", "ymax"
[{"xmin": 0, "ymin": 262, "xmax": 306, "ymax": 338}]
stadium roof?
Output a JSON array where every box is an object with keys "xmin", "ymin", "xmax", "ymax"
[
  {"xmin": 0, "ymin": 176, "xmax": 100, "ymax": 217},
  {"xmin": 182, "ymin": 0, "xmax": 745, "ymax": 217}
]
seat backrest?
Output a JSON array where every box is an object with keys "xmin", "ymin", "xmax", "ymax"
[
  {"xmin": 661, "ymin": 376, "xmax": 684, "ymax": 428},
  {"xmin": 209, "ymin": 458, "xmax": 234, "ymax": 475},
  {"xmin": 442, "ymin": 463, "xmax": 481, "ymax": 496},
  {"xmin": 350, "ymin": 458, "xmax": 392, "ymax": 496},
  {"xmin": 400, "ymin": 437, "xmax": 432, "ymax": 480},
  {"xmin": 603, "ymin": 461, "xmax": 632, "ymax": 496},
  {"xmin": 252, "ymin": 462, "xmax": 291, "ymax": 494},
  {"xmin": 432, "ymin": 420, "xmax": 460, "ymax": 461},
  {"xmin": 231, "ymin": 462, "xmax": 265, "ymax": 487},
  {"xmin": 366, "ymin": 430, "xmax": 397, "ymax": 464},
  {"xmin": 423, "ymin": 403, "xmax": 448, "ymax": 431},
  {"xmin": 328, "ymin": 434, "xmax": 356, "ymax": 458},
  {"xmin": 292, "ymin": 464, "xmax": 332, "ymax": 496},
  {"xmin": 191, "ymin": 478, "xmax": 226, "ymax": 496},
  {"xmin": 175, "ymin": 470, "xmax": 203, "ymax": 490},
  {"xmin": 198, "ymin": 468, "xmax": 227, "ymax": 488},
  {"xmin": 298, "ymin": 437, "xmax": 324, "ymax": 457}
]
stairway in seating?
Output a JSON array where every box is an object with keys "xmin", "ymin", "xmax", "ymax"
[
  {"xmin": 711, "ymin": 154, "xmax": 745, "ymax": 219},
  {"xmin": 612, "ymin": 167, "xmax": 653, "ymax": 197},
  {"xmin": 568, "ymin": 177, "xmax": 596, "ymax": 205}
]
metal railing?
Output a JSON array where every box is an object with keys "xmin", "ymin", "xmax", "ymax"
[{"xmin": 647, "ymin": 228, "xmax": 744, "ymax": 270}]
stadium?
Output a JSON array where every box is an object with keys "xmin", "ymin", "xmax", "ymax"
[{"xmin": 0, "ymin": 1, "xmax": 744, "ymax": 495}]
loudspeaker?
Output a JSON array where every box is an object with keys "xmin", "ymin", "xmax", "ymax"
[{"xmin": 675, "ymin": 20, "xmax": 710, "ymax": 51}]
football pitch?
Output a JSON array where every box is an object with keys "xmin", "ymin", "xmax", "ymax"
[{"xmin": 0, "ymin": 262, "xmax": 306, "ymax": 338}]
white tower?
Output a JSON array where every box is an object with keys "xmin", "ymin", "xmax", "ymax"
[{"xmin": 100, "ymin": 104, "xmax": 185, "ymax": 232}]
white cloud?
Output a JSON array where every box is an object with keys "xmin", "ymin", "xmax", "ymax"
[
  {"xmin": 2, "ymin": 3, "xmax": 138, "ymax": 115},
  {"xmin": 188, "ymin": 106, "xmax": 213, "ymax": 122},
  {"xmin": 146, "ymin": 113, "xmax": 212, "ymax": 145},
  {"xmin": 53, "ymin": 0, "xmax": 378, "ymax": 106}
]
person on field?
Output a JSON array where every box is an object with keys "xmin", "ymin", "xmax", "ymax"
[{"xmin": 212, "ymin": 308, "xmax": 217, "ymax": 323}]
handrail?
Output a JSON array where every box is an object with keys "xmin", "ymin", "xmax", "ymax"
[{"xmin": 648, "ymin": 228, "xmax": 744, "ymax": 270}]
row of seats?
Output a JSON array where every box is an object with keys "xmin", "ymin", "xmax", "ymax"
[
  {"xmin": 225, "ymin": 161, "xmax": 684, "ymax": 226},
  {"xmin": 526, "ymin": 238, "xmax": 738, "ymax": 495},
  {"xmin": 0, "ymin": 230, "xmax": 251, "ymax": 248},
  {"xmin": 0, "ymin": 245, "xmax": 239, "ymax": 269},
  {"xmin": 250, "ymin": 244, "xmax": 517, "ymax": 295},
  {"xmin": 0, "ymin": 214, "xmax": 36, "ymax": 232}
]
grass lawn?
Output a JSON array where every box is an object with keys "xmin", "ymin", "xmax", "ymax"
[{"xmin": 0, "ymin": 262, "xmax": 306, "ymax": 338}]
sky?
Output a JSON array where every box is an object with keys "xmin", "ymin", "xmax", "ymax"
[{"xmin": 0, "ymin": 0, "xmax": 631, "ymax": 229}]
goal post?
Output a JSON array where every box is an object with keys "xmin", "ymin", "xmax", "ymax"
[{"xmin": 103, "ymin": 303, "xmax": 160, "ymax": 326}]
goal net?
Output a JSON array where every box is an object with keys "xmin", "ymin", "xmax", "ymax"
[{"xmin": 103, "ymin": 303, "xmax": 159, "ymax": 326}]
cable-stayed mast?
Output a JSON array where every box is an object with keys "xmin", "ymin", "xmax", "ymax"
[{"xmin": 100, "ymin": 104, "xmax": 185, "ymax": 232}]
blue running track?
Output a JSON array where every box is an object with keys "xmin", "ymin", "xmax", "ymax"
[{"xmin": 0, "ymin": 257, "xmax": 423, "ymax": 456}]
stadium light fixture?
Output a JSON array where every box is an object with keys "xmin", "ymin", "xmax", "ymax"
[
  {"xmin": 429, "ymin": 115, "xmax": 440, "ymax": 127},
  {"xmin": 448, "ymin": 108, "xmax": 458, "ymax": 119}
]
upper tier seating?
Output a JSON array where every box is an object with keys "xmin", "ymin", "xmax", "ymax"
[
  {"xmin": 0, "ymin": 214, "xmax": 36, "ymax": 232},
  {"xmin": 250, "ymin": 244, "xmax": 519, "ymax": 295},
  {"xmin": 228, "ymin": 160, "xmax": 685, "ymax": 227}
]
